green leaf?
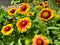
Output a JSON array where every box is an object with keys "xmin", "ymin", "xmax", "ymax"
[
  {"xmin": 10, "ymin": 42, "xmax": 14, "ymax": 45},
  {"xmin": 25, "ymin": 39, "xmax": 30, "ymax": 45},
  {"xmin": 18, "ymin": 38, "xmax": 22, "ymax": 45},
  {"xmin": 57, "ymin": 10, "xmax": 60, "ymax": 14},
  {"xmin": 11, "ymin": 0, "xmax": 20, "ymax": 4},
  {"xmin": 56, "ymin": 24, "xmax": 60, "ymax": 27},
  {"xmin": 54, "ymin": 40, "xmax": 60, "ymax": 45},
  {"xmin": 47, "ymin": 27, "xmax": 59, "ymax": 30}
]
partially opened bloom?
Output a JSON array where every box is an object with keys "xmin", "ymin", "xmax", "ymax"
[
  {"xmin": 33, "ymin": 35, "xmax": 49, "ymax": 45},
  {"xmin": 44, "ymin": 1, "xmax": 48, "ymax": 7},
  {"xmin": 1, "ymin": 24, "xmax": 14, "ymax": 35},
  {"xmin": 39, "ymin": 8, "xmax": 54, "ymax": 21},
  {"xmin": 18, "ymin": 3, "xmax": 30, "ymax": 14},
  {"xmin": 40, "ymin": 2, "xmax": 44, "ymax": 9},
  {"xmin": 17, "ymin": 18, "xmax": 31, "ymax": 32},
  {"xmin": 27, "ymin": 12, "xmax": 34, "ymax": 16},
  {"xmin": 8, "ymin": 8, "xmax": 17, "ymax": 16}
]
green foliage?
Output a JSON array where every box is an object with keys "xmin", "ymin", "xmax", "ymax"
[{"xmin": 0, "ymin": 0, "xmax": 60, "ymax": 45}]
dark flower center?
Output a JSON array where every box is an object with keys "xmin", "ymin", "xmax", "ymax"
[
  {"xmin": 21, "ymin": 6, "xmax": 27, "ymax": 11},
  {"xmin": 18, "ymin": 20, "xmax": 29, "ymax": 30},
  {"xmin": 9, "ymin": 18, "xmax": 14, "ymax": 22},
  {"xmin": 21, "ymin": 20, "xmax": 28, "ymax": 27},
  {"xmin": 4, "ymin": 26, "xmax": 11, "ymax": 32},
  {"xmin": 40, "ymin": 3, "xmax": 43, "ymax": 6},
  {"xmin": 40, "ymin": 10, "xmax": 51, "ymax": 19},
  {"xmin": 10, "ymin": 9, "xmax": 16, "ymax": 14},
  {"xmin": 44, "ymin": 2, "xmax": 48, "ymax": 4},
  {"xmin": 29, "ymin": 13, "xmax": 32, "ymax": 15},
  {"xmin": 36, "ymin": 38, "xmax": 44, "ymax": 45}
]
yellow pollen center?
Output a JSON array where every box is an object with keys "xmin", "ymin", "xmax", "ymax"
[{"xmin": 43, "ymin": 12, "xmax": 49, "ymax": 18}]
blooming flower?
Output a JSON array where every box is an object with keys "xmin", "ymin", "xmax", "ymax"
[
  {"xmin": 40, "ymin": 1, "xmax": 48, "ymax": 8},
  {"xmin": 1, "ymin": 24, "xmax": 14, "ymax": 35},
  {"xmin": 8, "ymin": 8, "xmax": 17, "ymax": 16},
  {"xmin": 33, "ymin": 35, "xmax": 49, "ymax": 45},
  {"xmin": 27, "ymin": 12, "xmax": 34, "ymax": 16},
  {"xmin": 39, "ymin": 8, "xmax": 54, "ymax": 21},
  {"xmin": 17, "ymin": 18, "xmax": 31, "ymax": 32},
  {"xmin": 18, "ymin": 3, "xmax": 30, "ymax": 14},
  {"xmin": 44, "ymin": 1, "xmax": 48, "ymax": 7},
  {"xmin": 40, "ymin": 2, "xmax": 44, "ymax": 9}
]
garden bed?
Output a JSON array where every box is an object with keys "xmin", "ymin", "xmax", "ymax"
[{"xmin": 0, "ymin": 0, "xmax": 60, "ymax": 45}]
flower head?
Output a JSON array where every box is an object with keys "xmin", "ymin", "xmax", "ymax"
[
  {"xmin": 33, "ymin": 35, "xmax": 49, "ymax": 45},
  {"xmin": 18, "ymin": 3, "xmax": 30, "ymax": 14},
  {"xmin": 8, "ymin": 8, "xmax": 17, "ymax": 16},
  {"xmin": 40, "ymin": 2, "xmax": 44, "ymax": 9},
  {"xmin": 44, "ymin": 1, "xmax": 48, "ymax": 7},
  {"xmin": 39, "ymin": 8, "xmax": 54, "ymax": 21},
  {"xmin": 17, "ymin": 18, "xmax": 31, "ymax": 32},
  {"xmin": 1, "ymin": 24, "xmax": 14, "ymax": 35},
  {"xmin": 27, "ymin": 12, "xmax": 34, "ymax": 16}
]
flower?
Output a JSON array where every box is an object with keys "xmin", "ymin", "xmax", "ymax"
[
  {"xmin": 43, "ymin": 1, "xmax": 48, "ymax": 7},
  {"xmin": 39, "ymin": 8, "xmax": 54, "ymax": 21},
  {"xmin": 40, "ymin": 1, "xmax": 48, "ymax": 8},
  {"xmin": 40, "ymin": 2, "xmax": 44, "ymax": 9},
  {"xmin": 8, "ymin": 8, "xmax": 17, "ymax": 16},
  {"xmin": 33, "ymin": 35, "xmax": 49, "ymax": 45},
  {"xmin": 27, "ymin": 12, "xmax": 34, "ymax": 16},
  {"xmin": 54, "ymin": 0, "xmax": 60, "ymax": 4},
  {"xmin": 1, "ymin": 24, "xmax": 14, "ymax": 35},
  {"xmin": 18, "ymin": 3, "xmax": 30, "ymax": 14},
  {"xmin": 17, "ymin": 18, "xmax": 31, "ymax": 32}
]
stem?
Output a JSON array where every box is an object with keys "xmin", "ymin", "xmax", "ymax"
[{"xmin": 42, "ymin": 22, "xmax": 46, "ymax": 34}]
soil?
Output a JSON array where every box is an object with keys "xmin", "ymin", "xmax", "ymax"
[{"xmin": 0, "ymin": 0, "xmax": 11, "ymax": 7}]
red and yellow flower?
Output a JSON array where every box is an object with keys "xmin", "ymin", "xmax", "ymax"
[
  {"xmin": 27, "ymin": 12, "xmax": 34, "ymax": 16},
  {"xmin": 40, "ymin": 1, "xmax": 48, "ymax": 8},
  {"xmin": 18, "ymin": 3, "xmax": 30, "ymax": 14},
  {"xmin": 8, "ymin": 8, "xmax": 17, "ymax": 16},
  {"xmin": 33, "ymin": 35, "xmax": 49, "ymax": 45},
  {"xmin": 39, "ymin": 8, "xmax": 54, "ymax": 21},
  {"xmin": 17, "ymin": 18, "xmax": 31, "ymax": 32},
  {"xmin": 43, "ymin": 1, "xmax": 48, "ymax": 7},
  {"xmin": 1, "ymin": 24, "xmax": 14, "ymax": 35}
]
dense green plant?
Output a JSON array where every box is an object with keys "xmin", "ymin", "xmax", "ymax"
[{"xmin": 0, "ymin": 0, "xmax": 60, "ymax": 45}]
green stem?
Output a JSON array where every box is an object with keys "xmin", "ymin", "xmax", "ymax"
[{"xmin": 42, "ymin": 22, "xmax": 47, "ymax": 34}]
